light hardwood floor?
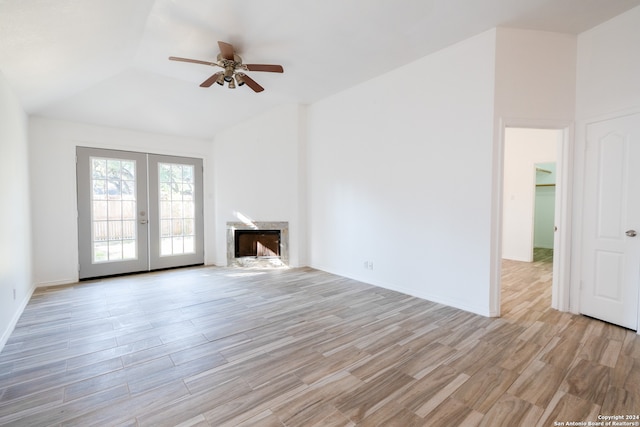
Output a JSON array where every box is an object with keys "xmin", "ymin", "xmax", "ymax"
[{"xmin": 1, "ymin": 254, "xmax": 639, "ymax": 426}]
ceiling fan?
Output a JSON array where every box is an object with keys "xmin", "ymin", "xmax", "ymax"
[{"xmin": 169, "ymin": 41, "xmax": 283, "ymax": 93}]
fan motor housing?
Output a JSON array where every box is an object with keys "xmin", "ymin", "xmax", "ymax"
[{"xmin": 217, "ymin": 53, "xmax": 243, "ymax": 67}]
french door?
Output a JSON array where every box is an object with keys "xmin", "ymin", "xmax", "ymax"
[{"xmin": 77, "ymin": 147, "xmax": 204, "ymax": 279}]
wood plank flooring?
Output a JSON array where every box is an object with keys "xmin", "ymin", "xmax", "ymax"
[{"xmin": 1, "ymin": 253, "xmax": 639, "ymax": 426}]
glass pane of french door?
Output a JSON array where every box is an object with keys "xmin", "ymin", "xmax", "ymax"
[
  {"xmin": 77, "ymin": 147, "xmax": 149, "ymax": 279},
  {"xmin": 77, "ymin": 148, "xmax": 204, "ymax": 279}
]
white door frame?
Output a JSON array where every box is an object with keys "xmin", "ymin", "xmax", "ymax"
[{"xmin": 490, "ymin": 117, "xmax": 574, "ymax": 317}]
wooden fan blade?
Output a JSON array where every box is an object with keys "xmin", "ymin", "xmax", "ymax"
[
  {"xmin": 200, "ymin": 72, "xmax": 223, "ymax": 88},
  {"xmin": 218, "ymin": 41, "xmax": 235, "ymax": 60},
  {"xmin": 169, "ymin": 56, "xmax": 217, "ymax": 67},
  {"xmin": 240, "ymin": 74, "xmax": 264, "ymax": 93},
  {"xmin": 244, "ymin": 64, "xmax": 284, "ymax": 73}
]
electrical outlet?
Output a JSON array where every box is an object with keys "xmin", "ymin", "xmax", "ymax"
[
  {"xmin": 363, "ymin": 261, "xmax": 369, "ymax": 269},
  {"xmin": 13, "ymin": 288, "xmax": 16, "ymax": 300},
  {"xmin": 368, "ymin": 261, "xmax": 374, "ymax": 270}
]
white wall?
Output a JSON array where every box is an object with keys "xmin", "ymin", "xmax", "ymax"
[
  {"xmin": 492, "ymin": 28, "xmax": 576, "ymax": 314},
  {"xmin": 502, "ymin": 128, "xmax": 558, "ymax": 261},
  {"xmin": 28, "ymin": 117, "xmax": 213, "ymax": 286},
  {"xmin": 494, "ymin": 28, "xmax": 577, "ymax": 123},
  {"xmin": 307, "ymin": 31, "xmax": 497, "ymax": 316},
  {"xmin": 576, "ymin": 6, "xmax": 640, "ymax": 120},
  {"xmin": 0, "ymin": 71, "xmax": 32, "ymax": 351},
  {"xmin": 212, "ymin": 104, "xmax": 306, "ymax": 267},
  {"xmin": 572, "ymin": 5, "xmax": 640, "ymax": 314}
]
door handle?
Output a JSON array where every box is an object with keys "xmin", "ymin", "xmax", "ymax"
[
  {"xmin": 626, "ymin": 229, "xmax": 637, "ymax": 237},
  {"xmin": 139, "ymin": 219, "xmax": 149, "ymax": 225}
]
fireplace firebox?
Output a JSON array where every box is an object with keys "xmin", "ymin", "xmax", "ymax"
[
  {"xmin": 227, "ymin": 221, "xmax": 289, "ymax": 267},
  {"xmin": 234, "ymin": 230, "xmax": 281, "ymax": 258}
]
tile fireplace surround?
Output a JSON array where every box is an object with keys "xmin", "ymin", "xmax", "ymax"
[{"xmin": 226, "ymin": 221, "xmax": 289, "ymax": 267}]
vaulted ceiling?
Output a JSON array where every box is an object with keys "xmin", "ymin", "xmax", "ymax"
[{"xmin": 1, "ymin": 0, "xmax": 639, "ymax": 139}]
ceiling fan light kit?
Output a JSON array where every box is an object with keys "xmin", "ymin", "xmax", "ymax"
[
  {"xmin": 223, "ymin": 66, "xmax": 234, "ymax": 82},
  {"xmin": 169, "ymin": 41, "xmax": 283, "ymax": 92}
]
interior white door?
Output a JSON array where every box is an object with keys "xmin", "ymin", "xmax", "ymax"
[
  {"xmin": 77, "ymin": 147, "xmax": 149, "ymax": 279},
  {"xmin": 581, "ymin": 113, "xmax": 640, "ymax": 330},
  {"xmin": 77, "ymin": 148, "xmax": 204, "ymax": 279}
]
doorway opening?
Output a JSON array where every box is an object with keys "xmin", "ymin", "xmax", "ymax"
[{"xmin": 499, "ymin": 127, "xmax": 567, "ymax": 318}]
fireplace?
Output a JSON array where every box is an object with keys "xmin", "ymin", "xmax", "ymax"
[
  {"xmin": 234, "ymin": 230, "xmax": 281, "ymax": 258},
  {"xmin": 227, "ymin": 221, "xmax": 289, "ymax": 267}
]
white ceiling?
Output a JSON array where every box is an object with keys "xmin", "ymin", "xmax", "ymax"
[{"xmin": 1, "ymin": 0, "xmax": 639, "ymax": 139}]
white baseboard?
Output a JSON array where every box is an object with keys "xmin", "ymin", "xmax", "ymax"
[
  {"xmin": 309, "ymin": 264, "xmax": 492, "ymax": 318},
  {"xmin": 0, "ymin": 284, "xmax": 36, "ymax": 354},
  {"xmin": 35, "ymin": 278, "xmax": 76, "ymax": 288}
]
